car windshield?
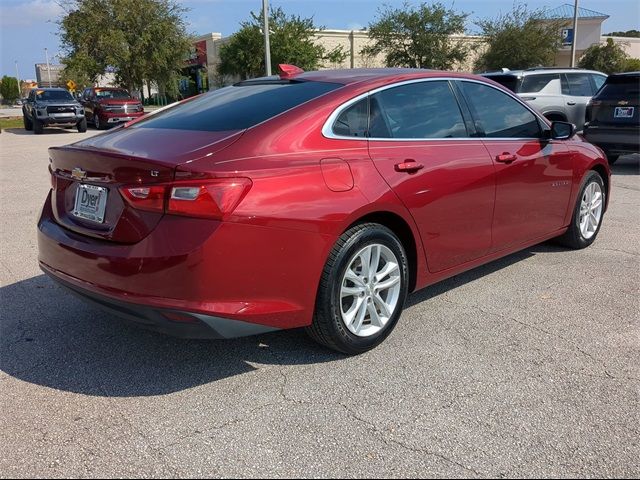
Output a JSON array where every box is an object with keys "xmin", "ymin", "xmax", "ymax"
[
  {"xmin": 35, "ymin": 90, "xmax": 74, "ymax": 101},
  {"xmin": 134, "ymin": 80, "xmax": 342, "ymax": 132},
  {"xmin": 95, "ymin": 89, "xmax": 132, "ymax": 99}
]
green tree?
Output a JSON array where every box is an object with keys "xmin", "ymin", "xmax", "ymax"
[
  {"xmin": 603, "ymin": 30, "xmax": 640, "ymax": 38},
  {"xmin": 578, "ymin": 38, "xmax": 631, "ymax": 74},
  {"xmin": 0, "ymin": 76, "xmax": 20, "ymax": 103},
  {"xmin": 362, "ymin": 2, "xmax": 470, "ymax": 69},
  {"xmin": 623, "ymin": 58, "xmax": 640, "ymax": 72},
  {"xmin": 218, "ymin": 7, "xmax": 345, "ymax": 80},
  {"xmin": 475, "ymin": 4, "xmax": 564, "ymax": 71},
  {"xmin": 59, "ymin": 0, "xmax": 191, "ymax": 94}
]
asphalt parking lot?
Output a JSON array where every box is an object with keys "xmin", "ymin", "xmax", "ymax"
[{"xmin": 1, "ymin": 126, "xmax": 638, "ymax": 478}]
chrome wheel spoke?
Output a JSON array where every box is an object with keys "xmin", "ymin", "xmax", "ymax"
[{"xmin": 340, "ymin": 243, "xmax": 402, "ymax": 337}]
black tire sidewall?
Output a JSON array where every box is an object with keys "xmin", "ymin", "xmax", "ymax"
[
  {"xmin": 571, "ymin": 171, "xmax": 605, "ymax": 248},
  {"xmin": 321, "ymin": 225, "xmax": 409, "ymax": 353}
]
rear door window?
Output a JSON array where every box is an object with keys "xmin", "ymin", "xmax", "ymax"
[
  {"xmin": 368, "ymin": 81, "xmax": 468, "ymax": 139},
  {"xmin": 459, "ymin": 81, "xmax": 541, "ymax": 138},
  {"xmin": 592, "ymin": 74, "xmax": 606, "ymax": 92},
  {"xmin": 135, "ymin": 80, "xmax": 342, "ymax": 132},
  {"xmin": 519, "ymin": 74, "xmax": 560, "ymax": 93}
]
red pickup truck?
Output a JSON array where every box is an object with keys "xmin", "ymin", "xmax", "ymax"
[{"xmin": 80, "ymin": 87, "xmax": 145, "ymax": 129}]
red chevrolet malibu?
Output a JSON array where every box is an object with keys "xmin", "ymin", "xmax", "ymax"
[{"xmin": 38, "ymin": 67, "xmax": 610, "ymax": 354}]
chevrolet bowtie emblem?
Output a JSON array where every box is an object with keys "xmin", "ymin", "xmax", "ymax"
[
  {"xmin": 618, "ymin": 100, "xmax": 629, "ymax": 105},
  {"xmin": 71, "ymin": 167, "xmax": 87, "ymax": 181}
]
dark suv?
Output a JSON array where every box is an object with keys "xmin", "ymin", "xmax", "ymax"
[
  {"xmin": 584, "ymin": 72, "xmax": 640, "ymax": 164},
  {"xmin": 80, "ymin": 87, "xmax": 145, "ymax": 129},
  {"xmin": 22, "ymin": 88, "xmax": 87, "ymax": 134}
]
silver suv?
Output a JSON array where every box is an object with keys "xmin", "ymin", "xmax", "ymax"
[{"xmin": 481, "ymin": 68, "xmax": 607, "ymax": 131}]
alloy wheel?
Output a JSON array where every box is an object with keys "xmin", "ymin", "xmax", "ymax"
[
  {"xmin": 579, "ymin": 181, "xmax": 603, "ymax": 239},
  {"xmin": 340, "ymin": 243, "xmax": 401, "ymax": 337}
]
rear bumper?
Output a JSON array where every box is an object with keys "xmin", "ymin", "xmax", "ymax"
[
  {"xmin": 37, "ymin": 190, "xmax": 332, "ymax": 335},
  {"xmin": 583, "ymin": 125, "xmax": 640, "ymax": 153},
  {"xmin": 41, "ymin": 263, "xmax": 279, "ymax": 339}
]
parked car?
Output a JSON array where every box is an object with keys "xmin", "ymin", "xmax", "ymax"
[
  {"xmin": 583, "ymin": 72, "xmax": 640, "ymax": 164},
  {"xmin": 38, "ymin": 67, "xmax": 610, "ymax": 354},
  {"xmin": 22, "ymin": 88, "xmax": 87, "ymax": 134},
  {"xmin": 80, "ymin": 87, "xmax": 144, "ymax": 129},
  {"xmin": 481, "ymin": 68, "xmax": 607, "ymax": 131}
]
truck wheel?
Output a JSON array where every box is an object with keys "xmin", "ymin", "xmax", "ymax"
[
  {"xmin": 33, "ymin": 117, "xmax": 44, "ymax": 134},
  {"xmin": 23, "ymin": 114, "xmax": 33, "ymax": 131},
  {"xmin": 77, "ymin": 117, "xmax": 87, "ymax": 133},
  {"xmin": 94, "ymin": 114, "xmax": 104, "ymax": 130}
]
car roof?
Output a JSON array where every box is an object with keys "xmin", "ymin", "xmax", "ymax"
[
  {"xmin": 242, "ymin": 68, "xmax": 486, "ymax": 88},
  {"xmin": 483, "ymin": 68, "xmax": 605, "ymax": 77}
]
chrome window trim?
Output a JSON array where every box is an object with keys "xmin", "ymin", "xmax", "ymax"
[{"xmin": 321, "ymin": 76, "xmax": 552, "ymax": 142}]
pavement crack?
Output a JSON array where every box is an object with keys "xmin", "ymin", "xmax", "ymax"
[{"xmin": 338, "ymin": 403, "xmax": 482, "ymax": 477}]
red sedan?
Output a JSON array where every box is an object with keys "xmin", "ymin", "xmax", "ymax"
[{"xmin": 38, "ymin": 67, "xmax": 610, "ymax": 354}]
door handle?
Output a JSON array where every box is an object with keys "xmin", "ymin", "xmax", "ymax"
[
  {"xmin": 395, "ymin": 160, "xmax": 424, "ymax": 173},
  {"xmin": 495, "ymin": 153, "xmax": 517, "ymax": 163},
  {"xmin": 567, "ymin": 101, "xmax": 576, "ymax": 106}
]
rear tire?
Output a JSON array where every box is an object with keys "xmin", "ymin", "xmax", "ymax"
[
  {"xmin": 306, "ymin": 223, "xmax": 409, "ymax": 355},
  {"xmin": 77, "ymin": 117, "xmax": 87, "ymax": 133},
  {"xmin": 557, "ymin": 171, "xmax": 605, "ymax": 249},
  {"xmin": 32, "ymin": 117, "xmax": 44, "ymax": 134}
]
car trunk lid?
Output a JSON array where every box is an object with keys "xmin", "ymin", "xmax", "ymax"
[
  {"xmin": 49, "ymin": 128, "xmax": 244, "ymax": 243},
  {"xmin": 589, "ymin": 75, "xmax": 640, "ymax": 127}
]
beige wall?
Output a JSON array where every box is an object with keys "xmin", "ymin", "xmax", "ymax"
[{"xmin": 195, "ymin": 22, "xmax": 637, "ymax": 83}]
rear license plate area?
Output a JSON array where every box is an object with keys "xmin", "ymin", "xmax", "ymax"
[
  {"xmin": 614, "ymin": 106, "xmax": 634, "ymax": 118},
  {"xmin": 73, "ymin": 184, "xmax": 108, "ymax": 223}
]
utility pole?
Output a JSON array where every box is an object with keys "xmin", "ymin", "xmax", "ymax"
[
  {"xmin": 45, "ymin": 48, "xmax": 52, "ymax": 87},
  {"xmin": 262, "ymin": 0, "xmax": 272, "ymax": 76},
  {"xmin": 15, "ymin": 61, "xmax": 21, "ymax": 99},
  {"xmin": 570, "ymin": 0, "xmax": 579, "ymax": 67}
]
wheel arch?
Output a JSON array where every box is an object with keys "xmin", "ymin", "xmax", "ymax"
[
  {"xmin": 543, "ymin": 111, "xmax": 568, "ymax": 122},
  {"xmin": 590, "ymin": 163, "xmax": 610, "ymax": 211},
  {"xmin": 344, "ymin": 210, "xmax": 421, "ymax": 293}
]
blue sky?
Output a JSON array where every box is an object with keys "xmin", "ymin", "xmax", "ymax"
[{"xmin": 1, "ymin": 0, "xmax": 639, "ymax": 79}]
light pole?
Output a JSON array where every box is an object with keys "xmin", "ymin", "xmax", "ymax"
[
  {"xmin": 262, "ymin": 0, "xmax": 271, "ymax": 76},
  {"xmin": 45, "ymin": 47, "xmax": 52, "ymax": 87},
  {"xmin": 15, "ymin": 61, "xmax": 21, "ymax": 99},
  {"xmin": 570, "ymin": 0, "xmax": 579, "ymax": 67}
]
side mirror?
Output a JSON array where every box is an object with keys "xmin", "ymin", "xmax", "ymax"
[{"xmin": 550, "ymin": 121, "xmax": 576, "ymax": 140}]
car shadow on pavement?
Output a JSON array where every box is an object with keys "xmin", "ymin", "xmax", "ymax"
[
  {"xmin": 0, "ymin": 242, "xmax": 565, "ymax": 398},
  {"xmin": 2, "ymin": 127, "xmax": 78, "ymax": 136},
  {"xmin": 610, "ymin": 154, "xmax": 639, "ymax": 176}
]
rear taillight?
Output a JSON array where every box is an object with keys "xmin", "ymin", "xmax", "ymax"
[
  {"xmin": 120, "ymin": 185, "xmax": 165, "ymax": 213},
  {"xmin": 119, "ymin": 178, "xmax": 252, "ymax": 220}
]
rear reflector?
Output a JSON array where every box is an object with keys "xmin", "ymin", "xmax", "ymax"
[{"xmin": 119, "ymin": 177, "xmax": 252, "ymax": 220}]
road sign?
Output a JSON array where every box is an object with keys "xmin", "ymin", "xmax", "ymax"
[{"xmin": 66, "ymin": 79, "xmax": 77, "ymax": 92}]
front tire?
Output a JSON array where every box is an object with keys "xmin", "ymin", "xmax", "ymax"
[
  {"xmin": 94, "ymin": 113, "xmax": 104, "ymax": 130},
  {"xmin": 306, "ymin": 223, "xmax": 409, "ymax": 355},
  {"xmin": 557, "ymin": 171, "xmax": 605, "ymax": 249},
  {"xmin": 23, "ymin": 114, "xmax": 33, "ymax": 131},
  {"xmin": 77, "ymin": 117, "xmax": 87, "ymax": 133},
  {"xmin": 32, "ymin": 117, "xmax": 44, "ymax": 134}
]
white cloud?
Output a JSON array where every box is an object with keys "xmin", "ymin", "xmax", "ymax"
[{"xmin": 0, "ymin": 0, "xmax": 64, "ymax": 28}]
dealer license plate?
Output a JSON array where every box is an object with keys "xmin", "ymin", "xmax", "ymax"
[{"xmin": 73, "ymin": 184, "xmax": 108, "ymax": 223}]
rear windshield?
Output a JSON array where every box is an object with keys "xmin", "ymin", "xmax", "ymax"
[
  {"xmin": 483, "ymin": 75, "xmax": 519, "ymax": 92},
  {"xmin": 135, "ymin": 80, "xmax": 342, "ymax": 132},
  {"xmin": 597, "ymin": 76, "xmax": 640, "ymax": 100},
  {"xmin": 35, "ymin": 90, "xmax": 74, "ymax": 101},
  {"xmin": 95, "ymin": 89, "xmax": 131, "ymax": 99}
]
